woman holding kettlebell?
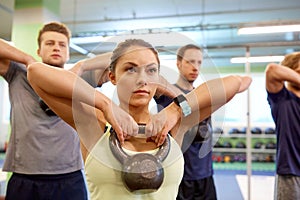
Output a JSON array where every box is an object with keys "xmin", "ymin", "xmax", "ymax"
[{"xmin": 27, "ymin": 38, "xmax": 251, "ymax": 199}]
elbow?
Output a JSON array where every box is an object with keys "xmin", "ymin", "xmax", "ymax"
[
  {"xmin": 27, "ymin": 62, "xmax": 41, "ymax": 86},
  {"xmin": 265, "ymin": 63, "xmax": 278, "ymax": 75}
]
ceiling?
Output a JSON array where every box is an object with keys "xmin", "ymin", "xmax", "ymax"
[
  {"xmin": 59, "ymin": 0, "xmax": 300, "ymax": 69},
  {"xmin": 2, "ymin": 0, "xmax": 300, "ymax": 70}
]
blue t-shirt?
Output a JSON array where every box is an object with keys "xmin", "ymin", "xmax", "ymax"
[
  {"xmin": 155, "ymin": 85, "xmax": 213, "ymax": 180},
  {"xmin": 267, "ymin": 87, "xmax": 300, "ymax": 176}
]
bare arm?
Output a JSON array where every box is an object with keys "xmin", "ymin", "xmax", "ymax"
[
  {"xmin": 69, "ymin": 52, "xmax": 112, "ymax": 86},
  {"xmin": 265, "ymin": 63, "xmax": 300, "ymax": 93},
  {"xmin": 155, "ymin": 75, "xmax": 183, "ymax": 98},
  {"xmin": 0, "ymin": 38, "xmax": 36, "ymax": 76},
  {"xmin": 27, "ymin": 62, "xmax": 138, "ymax": 145},
  {"xmin": 150, "ymin": 75, "xmax": 252, "ymax": 145}
]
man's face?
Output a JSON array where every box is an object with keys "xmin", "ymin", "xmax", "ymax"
[
  {"xmin": 37, "ymin": 31, "xmax": 70, "ymax": 68},
  {"xmin": 177, "ymin": 48, "xmax": 202, "ymax": 82}
]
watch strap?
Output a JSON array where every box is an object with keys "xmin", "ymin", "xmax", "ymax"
[{"xmin": 173, "ymin": 94, "xmax": 192, "ymax": 117}]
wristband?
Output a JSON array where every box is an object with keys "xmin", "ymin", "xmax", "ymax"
[{"xmin": 173, "ymin": 94, "xmax": 192, "ymax": 117}]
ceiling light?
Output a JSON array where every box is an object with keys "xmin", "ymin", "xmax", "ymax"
[
  {"xmin": 238, "ymin": 24, "xmax": 300, "ymax": 35},
  {"xmin": 71, "ymin": 36, "xmax": 104, "ymax": 44},
  {"xmin": 230, "ymin": 56, "xmax": 284, "ymax": 63},
  {"xmin": 69, "ymin": 42, "xmax": 89, "ymax": 55}
]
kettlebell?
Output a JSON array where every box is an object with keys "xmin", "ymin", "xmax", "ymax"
[
  {"xmin": 251, "ymin": 127, "xmax": 262, "ymax": 134},
  {"xmin": 235, "ymin": 141, "xmax": 246, "ymax": 148},
  {"xmin": 109, "ymin": 126, "xmax": 170, "ymax": 194},
  {"xmin": 265, "ymin": 141, "xmax": 276, "ymax": 149},
  {"xmin": 265, "ymin": 127, "xmax": 275, "ymax": 134},
  {"xmin": 228, "ymin": 128, "xmax": 239, "ymax": 134}
]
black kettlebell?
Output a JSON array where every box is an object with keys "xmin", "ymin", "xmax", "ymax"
[
  {"xmin": 235, "ymin": 141, "xmax": 246, "ymax": 148},
  {"xmin": 228, "ymin": 128, "xmax": 239, "ymax": 134},
  {"xmin": 254, "ymin": 142, "xmax": 263, "ymax": 149},
  {"xmin": 265, "ymin": 141, "xmax": 276, "ymax": 149},
  {"xmin": 265, "ymin": 127, "xmax": 275, "ymax": 134},
  {"xmin": 109, "ymin": 126, "xmax": 170, "ymax": 194},
  {"xmin": 251, "ymin": 127, "xmax": 262, "ymax": 134},
  {"xmin": 39, "ymin": 98, "xmax": 56, "ymax": 116},
  {"xmin": 222, "ymin": 141, "xmax": 232, "ymax": 148},
  {"xmin": 238, "ymin": 127, "xmax": 247, "ymax": 134}
]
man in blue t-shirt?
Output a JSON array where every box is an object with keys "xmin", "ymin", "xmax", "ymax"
[
  {"xmin": 155, "ymin": 44, "xmax": 217, "ymax": 200},
  {"xmin": 265, "ymin": 52, "xmax": 300, "ymax": 200}
]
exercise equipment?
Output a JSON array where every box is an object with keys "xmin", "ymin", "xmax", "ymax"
[
  {"xmin": 238, "ymin": 127, "xmax": 247, "ymax": 134},
  {"xmin": 235, "ymin": 141, "xmax": 246, "ymax": 148},
  {"xmin": 265, "ymin": 155, "xmax": 274, "ymax": 162},
  {"xmin": 222, "ymin": 141, "xmax": 232, "ymax": 148},
  {"xmin": 228, "ymin": 128, "xmax": 239, "ymax": 134},
  {"xmin": 223, "ymin": 155, "xmax": 231, "ymax": 163},
  {"xmin": 265, "ymin": 141, "xmax": 276, "ymax": 149},
  {"xmin": 251, "ymin": 127, "xmax": 262, "ymax": 134},
  {"xmin": 109, "ymin": 127, "xmax": 170, "ymax": 193},
  {"xmin": 265, "ymin": 127, "xmax": 275, "ymax": 134},
  {"xmin": 214, "ymin": 141, "xmax": 223, "ymax": 148},
  {"xmin": 254, "ymin": 142, "xmax": 263, "ymax": 149}
]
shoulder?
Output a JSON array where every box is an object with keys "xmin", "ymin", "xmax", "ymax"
[{"xmin": 2, "ymin": 61, "xmax": 26, "ymax": 82}]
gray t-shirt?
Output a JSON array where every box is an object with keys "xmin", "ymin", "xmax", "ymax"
[{"xmin": 2, "ymin": 62, "xmax": 94, "ymax": 174}]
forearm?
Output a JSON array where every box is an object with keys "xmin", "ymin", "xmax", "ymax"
[
  {"xmin": 0, "ymin": 38, "xmax": 36, "ymax": 65},
  {"xmin": 186, "ymin": 75, "xmax": 245, "ymax": 112},
  {"xmin": 265, "ymin": 63, "xmax": 300, "ymax": 92},
  {"xmin": 27, "ymin": 62, "xmax": 111, "ymax": 112},
  {"xmin": 69, "ymin": 52, "xmax": 112, "ymax": 75},
  {"xmin": 155, "ymin": 75, "xmax": 182, "ymax": 98}
]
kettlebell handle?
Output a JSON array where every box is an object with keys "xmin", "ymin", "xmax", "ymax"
[
  {"xmin": 109, "ymin": 124, "xmax": 170, "ymax": 164},
  {"xmin": 136, "ymin": 124, "xmax": 146, "ymax": 138},
  {"xmin": 138, "ymin": 124, "xmax": 146, "ymax": 134}
]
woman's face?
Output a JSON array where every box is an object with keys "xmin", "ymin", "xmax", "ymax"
[{"xmin": 109, "ymin": 46, "xmax": 159, "ymax": 109}]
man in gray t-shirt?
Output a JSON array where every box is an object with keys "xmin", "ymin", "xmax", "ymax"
[{"xmin": 0, "ymin": 22, "xmax": 110, "ymax": 200}]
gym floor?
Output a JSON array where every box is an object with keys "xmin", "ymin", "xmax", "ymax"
[
  {"xmin": 214, "ymin": 163, "xmax": 275, "ymax": 200},
  {"xmin": 0, "ymin": 153, "xmax": 275, "ymax": 199}
]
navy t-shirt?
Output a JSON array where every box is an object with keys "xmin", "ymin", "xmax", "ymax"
[
  {"xmin": 155, "ymin": 85, "xmax": 213, "ymax": 180},
  {"xmin": 267, "ymin": 87, "xmax": 300, "ymax": 176}
]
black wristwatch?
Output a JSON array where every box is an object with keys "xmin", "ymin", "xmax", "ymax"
[{"xmin": 173, "ymin": 94, "xmax": 192, "ymax": 117}]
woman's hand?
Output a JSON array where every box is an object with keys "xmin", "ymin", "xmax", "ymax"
[
  {"xmin": 103, "ymin": 102, "xmax": 139, "ymax": 144},
  {"xmin": 146, "ymin": 103, "xmax": 182, "ymax": 146}
]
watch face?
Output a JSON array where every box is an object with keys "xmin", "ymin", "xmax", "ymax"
[
  {"xmin": 180, "ymin": 101, "xmax": 192, "ymax": 117},
  {"xmin": 173, "ymin": 94, "xmax": 191, "ymax": 117}
]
